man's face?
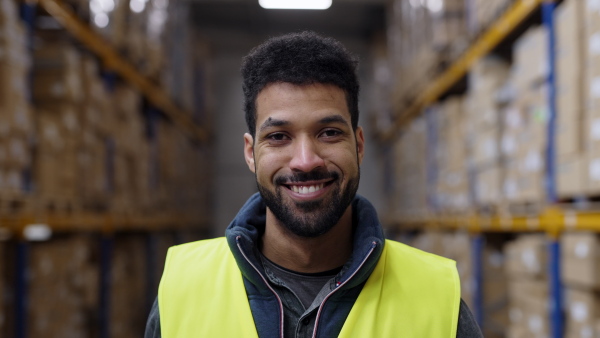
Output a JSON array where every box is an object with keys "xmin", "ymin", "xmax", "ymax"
[{"xmin": 244, "ymin": 82, "xmax": 365, "ymax": 238}]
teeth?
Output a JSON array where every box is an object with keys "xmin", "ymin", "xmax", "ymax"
[{"xmin": 291, "ymin": 184, "xmax": 324, "ymax": 195}]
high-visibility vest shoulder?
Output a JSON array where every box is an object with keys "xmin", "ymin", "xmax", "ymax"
[{"xmin": 159, "ymin": 237, "xmax": 460, "ymax": 337}]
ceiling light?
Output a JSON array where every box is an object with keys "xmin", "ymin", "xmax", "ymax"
[{"xmin": 259, "ymin": 0, "xmax": 332, "ymax": 10}]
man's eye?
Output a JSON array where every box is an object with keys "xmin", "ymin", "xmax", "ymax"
[
  {"xmin": 321, "ymin": 129, "xmax": 342, "ymax": 138},
  {"xmin": 267, "ymin": 133, "xmax": 289, "ymax": 141}
]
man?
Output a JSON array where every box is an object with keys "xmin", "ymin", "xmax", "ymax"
[{"xmin": 146, "ymin": 31, "xmax": 483, "ymax": 337}]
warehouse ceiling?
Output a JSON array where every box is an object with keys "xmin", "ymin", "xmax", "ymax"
[{"xmin": 189, "ymin": 0, "xmax": 386, "ymax": 41}]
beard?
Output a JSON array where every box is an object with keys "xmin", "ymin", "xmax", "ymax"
[{"xmin": 257, "ymin": 167, "xmax": 360, "ymax": 238}]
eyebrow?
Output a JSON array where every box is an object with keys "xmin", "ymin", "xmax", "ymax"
[
  {"xmin": 319, "ymin": 115, "xmax": 349, "ymax": 126},
  {"xmin": 259, "ymin": 118, "xmax": 289, "ymax": 133},
  {"xmin": 258, "ymin": 114, "xmax": 350, "ymax": 133}
]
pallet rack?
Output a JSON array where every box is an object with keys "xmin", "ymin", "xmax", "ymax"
[
  {"xmin": 379, "ymin": 0, "xmax": 572, "ymax": 337},
  {"xmin": 0, "ymin": 1, "xmax": 213, "ymax": 336}
]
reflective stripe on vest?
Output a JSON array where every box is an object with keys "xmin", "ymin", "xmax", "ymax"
[{"xmin": 159, "ymin": 238, "xmax": 460, "ymax": 337}]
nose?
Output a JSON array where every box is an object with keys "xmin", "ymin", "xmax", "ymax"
[{"xmin": 289, "ymin": 136, "xmax": 325, "ymax": 173}]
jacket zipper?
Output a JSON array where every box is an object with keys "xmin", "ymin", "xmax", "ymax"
[
  {"xmin": 236, "ymin": 236, "xmax": 285, "ymax": 338},
  {"xmin": 311, "ymin": 241, "xmax": 378, "ymax": 338}
]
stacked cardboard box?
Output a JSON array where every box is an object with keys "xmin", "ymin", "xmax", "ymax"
[
  {"xmin": 482, "ymin": 245, "xmax": 509, "ymax": 338},
  {"xmin": 465, "ymin": 0, "xmax": 512, "ymax": 37},
  {"xmin": 28, "ymin": 235, "xmax": 99, "ymax": 337},
  {"xmin": 392, "ymin": 116, "xmax": 429, "ymax": 219},
  {"xmin": 0, "ymin": 0, "xmax": 33, "ymax": 195},
  {"xmin": 33, "ymin": 43, "xmax": 84, "ymax": 200},
  {"xmin": 430, "ymin": 0, "xmax": 468, "ymax": 59},
  {"xmin": 110, "ymin": 235, "xmax": 148, "ymax": 338},
  {"xmin": 431, "ymin": 98, "xmax": 470, "ymax": 213},
  {"xmin": 387, "ymin": 0, "xmax": 456, "ymax": 103},
  {"xmin": 555, "ymin": 0, "xmax": 587, "ymax": 198},
  {"xmin": 583, "ymin": 0, "xmax": 600, "ymax": 197},
  {"xmin": 504, "ymin": 234, "xmax": 549, "ymax": 337},
  {"xmin": 561, "ymin": 232, "xmax": 600, "ymax": 337},
  {"xmin": 465, "ymin": 57, "xmax": 510, "ymax": 209},
  {"xmin": 111, "ymin": 84, "xmax": 150, "ymax": 214},
  {"xmin": 502, "ymin": 26, "xmax": 549, "ymax": 206}
]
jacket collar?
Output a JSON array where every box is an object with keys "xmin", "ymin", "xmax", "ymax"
[{"xmin": 225, "ymin": 193, "xmax": 385, "ymax": 291}]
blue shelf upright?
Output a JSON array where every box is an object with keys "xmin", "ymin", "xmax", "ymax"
[
  {"xmin": 471, "ymin": 234, "xmax": 484, "ymax": 327},
  {"xmin": 15, "ymin": 241, "xmax": 29, "ymax": 338},
  {"xmin": 99, "ymin": 235, "xmax": 114, "ymax": 338},
  {"xmin": 542, "ymin": 1, "xmax": 563, "ymax": 338}
]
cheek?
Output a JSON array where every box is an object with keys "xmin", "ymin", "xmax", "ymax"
[
  {"xmin": 254, "ymin": 151, "xmax": 287, "ymax": 181},
  {"xmin": 325, "ymin": 148, "xmax": 359, "ymax": 170}
]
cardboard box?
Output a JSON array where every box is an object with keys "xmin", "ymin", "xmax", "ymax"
[
  {"xmin": 474, "ymin": 165, "xmax": 502, "ymax": 206},
  {"xmin": 561, "ymin": 232, "xmax": 600, "ymax": 289},
  {"xmin": 557, "ymin": 115, "xmax": 583, "ymax": 156},
  {"xmin": 557, "ymin": 152, "xmax": 586, "ymax": 198},
  {"xmin": 512, "ymin": 26, "xmax": 550, "ymax": 90},
  {"xmin": 29, "ymin": 235, "xmax": 99, "ymax": 337},
  {"xmin": 507, "ymin": 277, "xmax": 550, "ymax": 338},
  {"xmin": 505, "ymin": 235, "xmax": 548, "ymax": 278},
  {"xmin": 472, "ymin": 128, "xmax": 500, "ymax": 168},
  {"xmin": 584, "ymin": 148, "xmax": 600, "ymax": 195},
  {"xmin": 565, "ymin": 287, "xmax": 600, "ymax": 338}
]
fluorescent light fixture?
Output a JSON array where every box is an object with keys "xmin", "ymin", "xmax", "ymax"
[{"xmin": 259, "ymin": 0, "xmax": 332, "ymax": 10}]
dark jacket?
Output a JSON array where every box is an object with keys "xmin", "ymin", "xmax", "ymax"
[{"xmin": 145, "ymin": 193, "xmax": 483, "ymax": 337}]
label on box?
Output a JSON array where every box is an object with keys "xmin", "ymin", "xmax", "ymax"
[
  {"xmin": 575, "ymin": 242, "xmax": 590, "ymax": 258},
  {"xmin": 505, "ymin": 106, "xmax": 522, "ymax": 129},
  {"xmin": 510, "ymin": 307, "xmax": 523, "ymax": 324},
  {"xmin": 589, "ymin": 159, "xmax": 600, "ymax": 181},
  {"xmin": 522, "ymin": 248, "xmax": 539, "ymax": 272},
  {"xmin": 590, "ymin": 33, "xmax": 600, "ymax": 55},
  {"xmin": 504, "ymin": 179, "xmax": 518, "ymax": 199},
  {"xmin": 571, "ymin": 302, "xmax": 589, "ymax": 322},
  {"xmin": 528, "ymin": 315, "xmax": 543, "ymax": 333},
  {"xmin": 525, "ymin": 151, "xmax": 542, "ymax": 172},
  {"xmin": 502, "ymin": 135, "xmax": 517, "ymax": 156},
  {"xmin": 591, "ymin": 77, "xmax": 600, "ymax": 98},
  {"xmin": 591, "ymin": 119, "xmax": 600, "ymax": 140},
  {"xmin": 589, "ymin": 0, "xmax": 600, "ymax": 12}
]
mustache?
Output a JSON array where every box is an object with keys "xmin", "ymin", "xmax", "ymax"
[{"xmin": 275, "ymin": 169, "xmax": 339, "ymax": 185}]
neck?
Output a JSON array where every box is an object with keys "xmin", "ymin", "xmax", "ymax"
[{"xmin": 261, "ymin": 207, "xmax": 354, "ymax": 274}]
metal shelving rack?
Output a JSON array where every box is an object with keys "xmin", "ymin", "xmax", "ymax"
[
  {"xmin": 1, "ymin": 1, "xmax": 212, "ymax": 336},
  {"xmin": 380, "ymin": 0, "xmax": 573, "ymax": 337}
]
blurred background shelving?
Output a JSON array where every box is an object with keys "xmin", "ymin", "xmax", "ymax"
[{"xmin": 3, "ymin": 0, "xmax": 600, "ymax": 337}]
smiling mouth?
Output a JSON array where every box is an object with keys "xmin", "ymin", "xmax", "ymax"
[{"xmin": 283, "ymin": 180, "xmax": 334, "ymax": 195}]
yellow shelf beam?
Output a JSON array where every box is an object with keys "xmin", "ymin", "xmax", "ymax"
[
  {"xmin": 0, "ymin": 213, "xmax": 209, "ymax": 239},
  {"xmin": 379, "ymin": 0, "xmax": 546, "ymax": 142},
  {"xmin": 389, "ymin": 208, "xmax": 600, "ymax": 237},
  {"xmin": 37, "ymin": 0, "xmax": 209, "ymax": 143}
]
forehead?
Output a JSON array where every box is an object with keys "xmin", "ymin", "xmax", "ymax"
[{"xmin": 255, "ymin": 82, "xmax": 350, "ymax": 127}]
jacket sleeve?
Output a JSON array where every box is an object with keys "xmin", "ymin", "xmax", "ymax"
[
  {"xmin": 145, "ymin": 297, "xmax": 162, "ymax": 338},
  {"xmin": 456, "ymin": 298, "xmax": 483, "ymax": 338}
]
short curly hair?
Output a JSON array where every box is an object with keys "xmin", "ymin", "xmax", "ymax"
[{"xmin": 241, "ymin": 31, "xmax": 360, "ymax": 137}]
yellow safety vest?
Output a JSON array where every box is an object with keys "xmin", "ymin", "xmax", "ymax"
[{"xmin": 159, "ymin": 238, "xmax": 460, "ymax": 337}]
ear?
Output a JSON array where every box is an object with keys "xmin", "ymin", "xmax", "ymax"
[
  {"xmin": 244, "ymin": 133, "xmax": 256, "ymax": 173},
  {"xmin": 355, "ymin": 126, "xmax": 365, "ymax": 165}
]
